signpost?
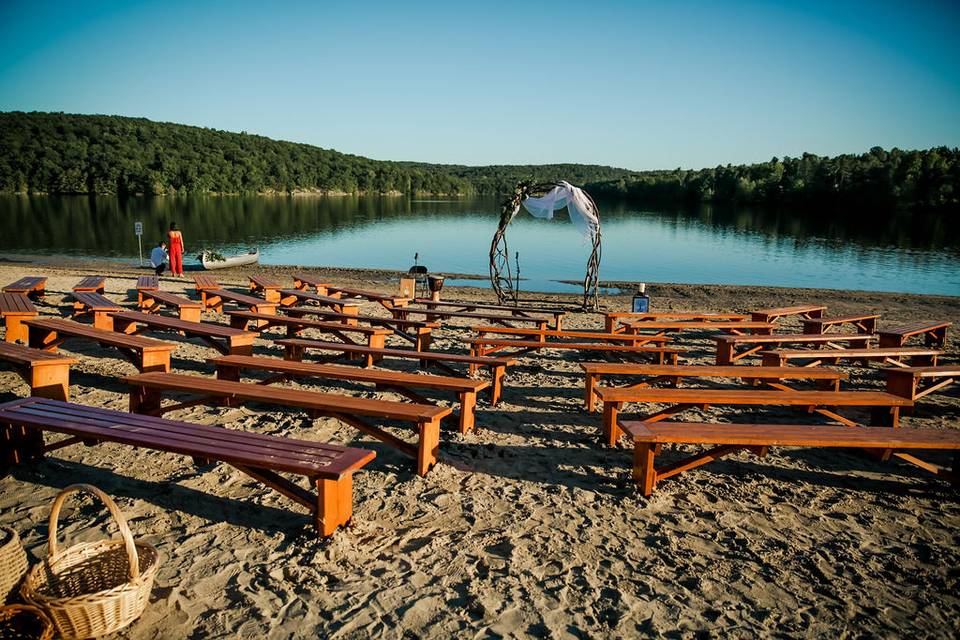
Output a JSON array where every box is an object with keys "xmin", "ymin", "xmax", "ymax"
[{"xmin": 134, "ymin": 221, "xmax": 144, "ymax": 266}]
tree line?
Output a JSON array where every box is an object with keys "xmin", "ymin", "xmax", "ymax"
[{"xmin": 1, "ymin": 112, "xmax": 957, "ymax": 210}]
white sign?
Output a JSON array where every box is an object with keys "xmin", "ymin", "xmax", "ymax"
[{"xmin": 134, "ymin": 221, "xmax": 143, "ymax": 236}]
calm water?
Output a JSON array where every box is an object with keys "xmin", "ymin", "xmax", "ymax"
[{"xmin": 1, "ymin": 195, "xmax": 958, "ymax": 296}]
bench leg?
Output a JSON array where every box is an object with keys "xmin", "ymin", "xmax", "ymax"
[
  {"xmin": 31, "ymin": 364, "xmax": 70, "ymax": 401},
  {"xmin": 229, "ymin": 339, "xmax": 254, "ymax": 357},
  {"xmin": 93, "ymin": 311, "xmax": 114, "ymax": 331},
  {"xmin": 602, "ymin": 401, "xmax": 622, "ymax": 446},
  {"xmin": 139, "ymin": 351, "xmax": 171, "ymax": 373},
  {"xmin": 715, "ymin": 343, "xmax": 734, "ymax": 365},
  {"xmin": 29, "ymin": 328, "xmax": 58, "ymax": 352},
  {"xmin": 129, "ymin": 385, "xmax": 162, "ymax": 414},
  {"xmin": 633, "ymin": 442, "xmax": 656, "ymax": 496},
  {"xmin": 490, "ymin": 366, "xmax": 504, "ymax": 406},
  {"xmin": 1, "ymin": 422, "xmax": 45, "ymax": 470},
  {"xmin": 315, "ymin": 474, "xmax": 353, "ymax": 537},
  {"xmin": 886, "ymin": 373, "xmax": 917, "ymax": 402},
  {"xmin": 417, "ymin": 418, "xmax": 441, "ymax": 476},
  {"xmin": 927, "ymin": 327, "xmax": 947, "ymax": 348},
  {"xmin": 458, "ymin": 391, "xmax": 476, "ymax": 434},
  {"xmin": 4, "ymin": 315, "xmax": 31, "ymax": 343},
  {"xmin": 584, "ymin": 373, "xmax": 597, "ymax": 412},
  {"xmin": 415, "ymin": 329, "xmax": 432, "ymax": 352},
  {"xmin": 215, "ymin": 364, "xmax": 241, "ymax": 382},
  {"xmin": 284, "ymin": 345, "xmax": 305, "ymax": 361},
  {"xmin": 180, "ymin": 307, "xmax": 202, "ymax": 323}
]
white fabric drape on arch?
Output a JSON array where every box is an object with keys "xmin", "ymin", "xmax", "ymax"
[{"xmin": 511, "ymin": 181, "xmax": 600, "ymax": 239}]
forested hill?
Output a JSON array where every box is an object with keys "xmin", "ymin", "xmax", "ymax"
[{"xmin": 0, "ymin": 111, "xmax": 957, "ymax": 211}]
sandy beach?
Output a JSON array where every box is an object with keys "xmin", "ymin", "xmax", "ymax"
[{"xmin": 1, "ymin": 257, "xmax": 958, "ymax": 638}]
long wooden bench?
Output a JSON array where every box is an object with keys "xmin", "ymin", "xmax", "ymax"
[
  {"xmin": 248, "ymin": 275, "xmax": 284, "ymax": 302},
  {"xmin": 25, "ymin": 318, "xmax": 176, "ymax": 373},
  {"xmin": 135, "ymin": 275, "xmax": 158, "ymax": 304},
  {"xmin": 596, "ymin": 387, "xmax": 912, "ymax": 447},
  {"xmin": 761, "ymin": 347, "xmax": 941, "ymax": 368},
  {"xmin": 284, "ymin": 307, "xmax": 438, "ymax": 351},
  {"xmin": 140, "ymin": 289, "xmax": 203, "ymax": 322},
  {"xmin": 0, "ymin": 397, "xmax": 375, "ymax": 537},
  {"xmin": 276, "ymin": 338, "xmax": 515, "ymax": 405},
  {"xmin": 0, "ymin": 342, "xmax": 76, "ymax": 400},
  {"xmin": 470, "ymin": 338, "xmax": 681, "ymax": 365},
  {"xmin": 211, "ymin": 354, "xmax": 489, "ymax": 434},
  {"xmin": 394, "ymin": 307, "xmax": 551, "ymax": 331},
  {"xmin": 622, "ymin": 421, "xmax": 960, "ymax": 496},
  {"xmin": 326, "ymin": 285, "xmax": 409, "ymax": 309},
  {"xmin": 72, "ymin": 275, "xmax": 106, "ymax": 295},
  {"xmin": 0, "ymin": 293, "xmax": 37, "ymax": 343},
  {"xmin": 227, "ymin": 311, "xmax": 391, "ymax": 351},
  {"xmin": 622, "ymin": 320, "xmax": 777, "ymax": 337},
  {"xmin": 879, "ymin": 321, "xmax": 951, "ymax": 349},
  {"xmin": 579, "ymin": 363, "xmax": 847, "ymax": 411},
  {"xmin": 802, "ymin": 313, "xmax": 880, "ymax": 335},
  {"xmin": 202, "ymin": 289, "xmax": 278, "ymax": 315},
  {"xmin": 715, "ymin": 333, "xmax": 874, "ymax": 365},
  {"xmin": 750, "ymin": 305, "xmax": 826, "ymax": 323},
  {"xmin": 124, "ymin": 372, "xmax": 450, "ymax": 477},
  {"xmin": 278, "ymin": 289, "xmax": 360, "ymax": 315},
  {"xmin": 413, "ymin": 298, "xmax": 566, "ymax": 330},
  {"xmin": 605, "ymin": 312, "xmax": 749, "ymax": 333},
  {"xmin": 192, "ymin": 274, "xmax": 220, "ymax": 306},
  {"xmin": 109, "ymin": 311, "xmax": 256, "ymax": 356},
  {"xmin": 2, "ymin": 276, "xmax": 46, "ymax": 299},
  {"xmin": 70, "ymin": 292, "xmax": 125, "ymax": 330},
  {"xmin": 885, "ymin": 366, "xmax": 960, "ymax": 403},
  {"xmin": 473, "ymin": 326, "xmax": 670, "ymax": 347},
  {"xmin": 292, "ymin": 273, "xmax": 331, "ymax": 294}
]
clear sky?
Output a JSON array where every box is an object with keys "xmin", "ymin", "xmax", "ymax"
[{"xmin": 1, "ymin": 0, "xmax": 958, "ymax": 170}]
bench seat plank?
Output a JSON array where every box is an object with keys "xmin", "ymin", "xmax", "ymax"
[
  {"xmin": 292, "ymin": 273, "xmax": 331, "ymax": 294},
  {"xmin": 284, "ymin": 307, "xmax": 437, "ymax": 350},
  {"xmin": 801, "ymin": 313, "xmax": 880, "ymax": 335},
  {"xmin": 202, "ymin": 289, "xmax": 278, "ymax": 315},
  {"xmin": 139, "ymin": 289, "xmax": 203, "ymax": 322},
  {"xmin": 278, "ymin": 289, "xmax": 360, "ymax": 314},
  {"xmin": 411, "ymin": 298, "xmax": 566, "ymax": 329},
  {"xmin": 715, "ymin": 332, "xmax": 875, "ymax": 365},
  {"xmin": 605, "ymin": 312, "xmax": 749, "ymax": 333},
  {"xmin": 109, "ymin": 311, "xmax": 255, "ymax": 356},
  {"xmin": 25, "ymin": 317, "xmax": 176, "ymax": 372},
  {"xmin": 879, "ymin": 321, "xmax": 951, "ymax": 348},
  {"xmin": 0, "ymin": 293, "xmax": 38, "ymax": 343},
  {"xmin": 326, "ymin": 285, "xmax": 410, "ymax": 309},
  {"xmin": 470, "ymin": 338, "xmax": 681, "ymax": 366},
  {"xmin": 622, "ymin": 320, "xmax": 777, "ymax": 336},
  {"xmin": 2, "ymin": 276, "xmax": 47, "ymax": 298},
  {"xmin": 124, "ymin": 372, "xmax": 450, "ymax": 476},
  {"xmin": 0, "ymin": 397, "xmax": 375, "ymax": 537},
  {"xmin": 228, "ymin": 311, "xmax": 391, "ymax": 351},
  {"xmin": 761, "ymin": 347, "xmax": 941, "ymax": 368},
  {"xmin": 72, "ymin": 275, "xmax": 106, "ymax": 294},
  {"xmin": 211, "ymin": 354, "xmax": 488, "ymax": 434},
  {"xmin": 621, "ymin": 420, "xmax": 960, "ymax": 496},
  {"xmin": 248, "ymin": 275, "xmax": 284, "ymax": 302},
  {"xmin": 750, "ymin": 305, "xmax": 826, "ymax": 323},
  {"xmin": 885, "ymin": 365, "xmax": 960, "ymax": 402},
  {"xmin": 473, "ymin": 326, "xmax": 670, "ymax": 346},
  {"xmin": 392, "ymin": 307, "xmax": 552, "ymax": 330}
]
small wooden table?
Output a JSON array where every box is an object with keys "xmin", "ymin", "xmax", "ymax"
[{"xmin": 0, "ymin": 293, "xmax": 38, "ymax": 343}]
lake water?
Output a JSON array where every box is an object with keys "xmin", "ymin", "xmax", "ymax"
[{"xmin": 1, "ymin": 195, "xmax": 958, "ymax": 296}]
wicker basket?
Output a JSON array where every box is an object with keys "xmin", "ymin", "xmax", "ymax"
[
  {"xmin": 0, "ymin": 604, "xmax": 54, "ymax": 640},
  {"xmin": 20, "ymin": 485, "xmax": 160, "ymax": 640},
  {"xmin": 0, "ymin": 527, "xmax": 28, "ymax": 605}
]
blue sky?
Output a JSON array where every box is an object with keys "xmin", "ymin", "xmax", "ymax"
[{"xmin": 1, "ymin": 0, "xmax": 958, "ymax": 170}]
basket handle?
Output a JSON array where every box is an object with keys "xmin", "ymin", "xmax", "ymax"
[{"xmin": 47, "ymin": 484, "xmax": 141, "ymax": 580}]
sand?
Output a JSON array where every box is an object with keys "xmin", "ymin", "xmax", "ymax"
[{"xmin": 0, "ymin": 258, "xmax": 958, "ymax": 638}]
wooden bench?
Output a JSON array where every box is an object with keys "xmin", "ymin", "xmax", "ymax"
[
  {"xmin": 473, "ymin": 326, "xmax": 670, "ymax": 347},
  {"xmin": 109, "ymin": 311, "xmax": 256, "ymax": 356},
  {"xmin": 248, "ymin": 275, "xmax": 284, "ymax": 302},
  {"xmin": 605, "ymin": 312, "xmax": 749, "ymax": 333},
  {"xmin": 802, "ymin": 313, "xmax": 880, "ymax": 335},
  {"xmin": 413, "ymin": 298, "xmax": 566, "ymax": 330},
  {"xmin": 292, "ymin": 273, "xmax": 331, "ymax": 294},
  {"xmin": 596, "ymin": 387, "xmax": 912, "ymax": 447},
  {"xmin": 580, "ymin": 363, "xmax": 847, "ymax": 411},
  {"xmin": 25, "ymin": 317, "xmax": 176, "ymax": 373},
  {"xmin": 0, "ymin": 293, "xmax": 37, "ymax": 343},
  {"xmin": 72, "ymin": 275, "xmax": 106, "ymax": 295},
  {"xmin": 211, "ymin": 354, "xmax": 489, "ymax": 434},
  {"xmin": 0, "ymin": 343, "xmax": 76, "ymax": 400},
  {"xmin": 70, "ymin": 292, "xmax": 125, "ymax": 330},
  {"xmin": 278, "ymin": 289, "xmax": 360, "ymax": 315},
  {"xmin": 879, "ymin": 321, "xmax": 951, "ymax": 349},
  {"xmin": 0, "ymin": 397, "xmax": 375, "ymax": 538},
  {"xmin": 276, "ymin": 338, "xmax": 515, "ymax": 405},
  {"xmin": 202, "ymin": 289, "xmax": 278, "ymax": 316},
  {"xmin": 139, "ymin": 289, "xmax": 203, "ymax": 322},
  {"xmin": 135, "ymin": 275, "xmax": 159, "ymax": 304},
  {"xmin": 392, "ymin": 307, "xmax": 552, "ymax": 330},
  {"xmin": 622, "ymin": 320, "xmax": 777, "ymax": 337},
  {"xmin": 192, "ymin": 274, "xmax": 221, "ymax": 306},
  {"xmin": 715, "ymin": 333, "xmax": 874, "ymax": 365},
  {"xmin": 227, "ymin": 311, "xmax": 391, "ymax": 351},
  {"xmin": 761, "ymin": 347, "xmax": 941, "ymax": 368},
  {"xmin": 124, "ymin": 372, "xmax": 450, "ymax": 477},
  {"xmin": 470, "ymin": 338, "xmax": 681, "ymax": 366},
  {"xmin": 284, "ymin": 307, "xmax": 437, "ymax": 351},
  {"xmin": 750, "ymin": 305, "xmax": 826, "ymax": 324},
  {"xmin": 885, "ymin": 366, "xmax": 960, "ymax": 403},
  {"xmin": 622, "ymin": 421, "xmax": 960, "ymax": 496},
  {"xmin": 326, "ymin": 285, "xmax": 409, "ymax": 309},
  {"xmin": 3, "ymin": 276, "xmax": 47, "ymax": 299}
]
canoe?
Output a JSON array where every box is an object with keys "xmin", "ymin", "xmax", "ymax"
[{"xmin": 200, "ymin": 248, "xmax": 259, "ymax": 270}]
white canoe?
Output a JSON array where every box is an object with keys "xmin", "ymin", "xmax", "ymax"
[{"xmin": 201, "ymin": 248, "xmax": 259, "ymax": 270}]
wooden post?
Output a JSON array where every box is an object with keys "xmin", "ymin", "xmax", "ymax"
[
  {"xmin": 314, "ymin": 475, "xmax": 353, "ymax": 537},
  {"xmin": 416, "ymin": 418, "xmax": 441, "ymax": 476},
  {"xmin": 458, "ymin": 391, "xmax": 476, "ymax": 434},
  {"xmin": 602, "ymin": 401, "xmax": 622, "ymax": 447},
  {"xmin": 633, "ymin": 442, "xmax": 656, "ymax": 496}
]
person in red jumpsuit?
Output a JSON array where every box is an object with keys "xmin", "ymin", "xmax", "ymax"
[{"xmin": 168, "ymin": 222, "xmax": 185, "ymax": 277}]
